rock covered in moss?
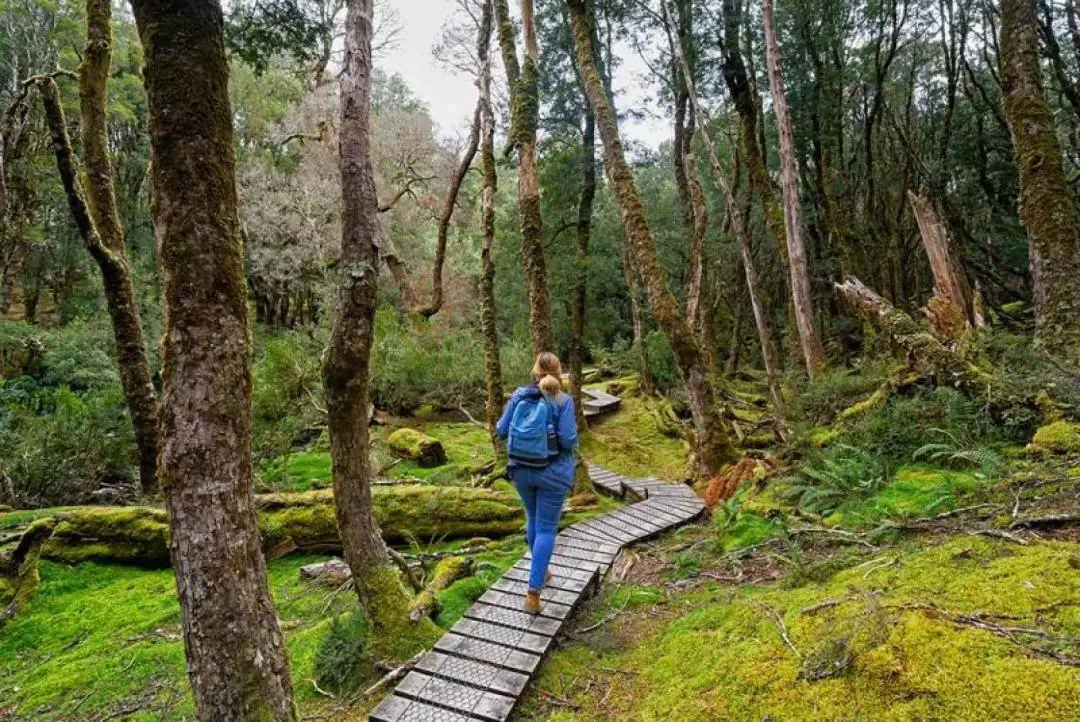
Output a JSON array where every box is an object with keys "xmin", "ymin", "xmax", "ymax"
[
  {"xmin": 388, "ymin": 428, "xmax": 447, "ymax": 467},
  {"xmin": 1030, "ymin": 420, "xmax": 1080, "ymax": 454}
]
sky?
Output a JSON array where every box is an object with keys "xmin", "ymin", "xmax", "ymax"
[{"xmin": 381, "ymin": 0, "xmax": 671, "ymax": 150}]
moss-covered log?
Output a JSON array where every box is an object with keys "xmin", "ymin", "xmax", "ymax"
[
  {"xmin": 0, "ymin": 517, "xmax": 56, "ymax": 627},
  {"xmin": 387, "ymin": 428, "xmax": 447, "ymax": 467},
  {"xmin": 34, "ymin": 485, "xmax": 524, "ymax": 567},
  {"xmin": 409, "ymin": 555, "xmax": 474, "ymax": 622}
]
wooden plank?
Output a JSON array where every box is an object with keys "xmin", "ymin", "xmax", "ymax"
[
  {"xmin": 464, "ymin": 602, "xmax": 564, "ymax": 637},
  {"xmin": 502, "ymin": 566, "xmax": 592, "ymax": 594},
  {"xmin": 415, "ymin": 650, "xmax": 530, "ymax": 698},
  {"xmin": 434, "ymin": 632, "xmax": 543, "ymax": 675},
  {"xmin": 476, "ymin": 589, "xmax": 573, "ymax": 620},
  {"xmin": 490, "ymin": 578, "xmax": 584, "ymax": 607},
  {"xmin": 452, "ymin": 618, "xmax": 554, "ymax": 655},
  {"xmin": 397, "ymin": 671, "xmax": 516, "ymax": 722},
  {"xmin": 369, "ymin": 693, "xmax": 474, "ymax": 722},
  {"xmin": 553, "ymin": 534, "xmax": 620, "ymax": 556}
]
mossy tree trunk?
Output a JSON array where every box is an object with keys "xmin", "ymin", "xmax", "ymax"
[
  {"xmin": 763, "ymin": 0, "xmax": 827, "ymax": 379},
  {"xmin": 720, "ymin": 0, "xmax": 788, "ymax": 271},
  {"xmin": 495, "ymin": 0, "xmax": 554, "ymax": 354},
  {"xmin": 323, "ymin": 0, "xmax": 438, "ymax": 660},
  {"xmin": 129, "ymin": 0, "xmax": 295, "ymax": 718},
  {"xmin": 478, "ymin": 0, "xmax": 503, "ymax": 454},
  {"xmin": 665, "ymin": 3, "xmax": 787, "ymax": 427},
  {"xmin": 622, "ymin": 244, "xmax": 654, "ymax": 396},
  {"xmin": 567, "ymin": 0, "xmax": 735, "ymax": 478},
  {"xmin": 36, "ymin": 0, "xmax": 160, "ymax": 495},
  {"xmin": 570, "ymin": 108, "xmax": 595, "ymax": 432},
  {"xmin": 1001, "ymin": 0, "xmax": 1080, "ymax": 363}
]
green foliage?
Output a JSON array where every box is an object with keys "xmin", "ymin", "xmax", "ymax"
[
  {"xmin": 913, "ymin": 428, "xmax": 1004, "ymax": 479},
  {"xmin": 251, "ymin": 332, "xmax": 324, "ymax": 463},
  {"xmin": 0, "ymin": 385, "xmax": 135, "ymax": 506},
  {"xmin": 779, "ymin": 445, "xmax": 892, "ymax": 516},
  {"xmin": 370, "ymin": 310, "xmax": 531, "ymax": 415},
  {"xmin": 313, "ymin": 612, "xmax": 370, "ymax": 695},
  {"xmin": 793, "ymin": 364, "xmax": 887, "ymax": 425},
  {"xmin": 837, "ymin": 387, "xmax": 993, "ymax": 463},
  {"xmin": 533, "ymin": 537, "xmax": 1080, "ymax": 721}
]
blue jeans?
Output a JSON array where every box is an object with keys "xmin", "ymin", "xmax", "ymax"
[{"xmin": 510, "ymin": 468, "xmax": 570, "ymax": 591}]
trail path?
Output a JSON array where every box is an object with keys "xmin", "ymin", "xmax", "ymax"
[{"xmin": 370, "ymin": 410, "xmax": 705, "ymax": 722}]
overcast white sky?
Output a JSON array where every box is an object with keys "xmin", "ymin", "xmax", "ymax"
[{"xmin": 380, "ymin": 0, "xmax": 671, "ymax": 150}]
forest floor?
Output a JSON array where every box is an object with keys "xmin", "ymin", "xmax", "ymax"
[{"xmin": 2, "ymin": 382, "xmax": 1079, "ymax": 720}]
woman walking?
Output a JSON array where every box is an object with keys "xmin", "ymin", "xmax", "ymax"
[{"xmin": 496, "ymin": 352, "xmax": 578, "ymax": 614}]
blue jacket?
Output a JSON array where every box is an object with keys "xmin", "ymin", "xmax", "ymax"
[{"xmin": 496, "ymin": 384, "xmax": 578, "ymax": 486}]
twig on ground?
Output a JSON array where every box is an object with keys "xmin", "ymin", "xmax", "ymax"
[
  {"xmin": 308, "ymin": 678, "xmax": 335, "ymax": 699},
  {"xmin": 1011, "ymin": 490, "xmax": 1022, "ymax": 519},
  {"xmin": 972, "ymin": 529, "xmax": 1029, "ymax": 545},
  {"xmin": 799, "ymin": 598, "xmax": 845, "ymax": 615},
  {"xmin": 387, "ymin": 547, "xmax": 423, "ymax": 592},
  {"xmin": 1010, "ymin": 514, "xmax": 1080, "ymax": 529},
  {"xmin": 788, "ymin": 525, "xmax": 877, "ymax": 548},
  {"xmin": 933, "ymin": 503, "xmax": 998, "ymax": 520},
  {"xmin": 541, "ymin": 691, "xmax": 580, "ymax": 709},
  {"xmin": 753, "ymin": 600, "xmax": 801, "ymax": 659},
  {"xmin": 576, "ymin": 596, "xmax": 631, "ymax": 634},
  {"xmin": 361, "ymin": 651, "xmax": 423, "ymax": 698}
]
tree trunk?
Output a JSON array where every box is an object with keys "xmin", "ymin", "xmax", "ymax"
[
  {"xmin": 36, "ymin": 1, "xmax": 160, "ymax": 495},
  {"xmin": 478, "ymin": 0, "xmax": 502, "ymax": 454},
  {"xmin": 665, "ymin": 5, "xmax": 787, "ymax": 426},
  {"xmin": 567, "ymin": 0, "xmax": 735, "ymax": 478},
  {"xmin": 622, "ymin": 245, "xmax": 654, "ymax": 395},
  {"xmin": 417, "ymin": 103, "xmax": 481, "ymax": 318},
  {"xmin": 495, "ymin": 0, "xmax": 554, "ymax": 353},
  {"xmin": 322, "ymin": 0, "xmax": 438, "ymax": 660},
  {"xmin": 762, "ymin": 0, "xmax": 827, "ymax": 378},
  {"xmin": 570, "ymin": 109, "xmax": 595, "ymax": 431},
  {"xmin": 683, "ymin": 151, "xmax": 706, "ymax": 326},
  {"xmin": 129, "ymin": 1, "xmax": 295, "ymax": 718},
  {"xmin": 1001, "ymin": 0, "xmax": 1080, "ymax": 363}
]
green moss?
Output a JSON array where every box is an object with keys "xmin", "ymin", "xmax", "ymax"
[
  {"xmin": 1030, "ymin": 420, "xmax": 1080, "ymax": 454},
  {"xmin": 580, "ymin": 390, "xmax": 690, "ymax": 480},
  {"xmin": 807, "ymin": 426, "xmax": 839, "ymax": 448},
  {"xmin": 532, "ymin": 536, "xmax": 1080, "ymax": 720},
  {"xmin": 838, "ymin": 466, "xmax": 982, "ymax": 527},
  {"xmin": 361, "ymin": 564, "xmax": 440, "ymax": 661},
  {"xmin": 44, "ymin": 507, "xmax": 171, "ymax": 566},
  {"xmin": 387, "ymin": 428, "xmax": 447, "ymax": 468},
  {"xmin": 0, "ymin": 554, "xmax": 353, "ymax": 719},
  {"xmin": 716, "ymin": 512, "xmax": 782, "ymax": 553}
]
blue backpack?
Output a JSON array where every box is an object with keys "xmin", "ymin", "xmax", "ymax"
[{"xmin": 507, "ymin": 391, "xmax": 560, "ymax": 468}]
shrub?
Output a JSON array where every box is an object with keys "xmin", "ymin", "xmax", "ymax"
[
  {"xmin": 837, "ymin": 386, "xmax": 993, "ymax": 463},
  {"xmin": 313, "ymin": 612, "xmax": 370, "ymax": 694},
  {"xmin": 792, "ymin": 364, "xmax": 887, "ymax": 425},
  {"xmin": 0, "ymin": 385, "xmax": 136, "ymax": 507},
  {"xmin": 779, "ymin": 445, "xmax": 892, "ymax": 516}
]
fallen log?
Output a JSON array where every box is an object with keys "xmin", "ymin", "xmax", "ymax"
[
  {"xmin": 24, "ymin": 485, "xmax": 523, "ymax": 568},
  {"xmin": 0, "ymin": 517, "xmax": 56, "ymax": 627},
  {"xmin": 834, "ymin": 276, "xmax": 1032, "ymax": 420},
  {"xmin": 409, "ymin": 555, "xmax": 475, "ymax": 622}
]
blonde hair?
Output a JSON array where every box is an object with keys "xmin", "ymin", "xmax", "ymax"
[{"xmin": 532, "ymin": 352, "xmax": 563, "ymax": 400}]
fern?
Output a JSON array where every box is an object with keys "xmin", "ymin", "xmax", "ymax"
[
  {"xmin": 780, "ymin": 445, "xmax": 892, "ymax": 516},
  {"xmin": 912, "ymin": 428, "xmax": 1003, "ymax": 479}
]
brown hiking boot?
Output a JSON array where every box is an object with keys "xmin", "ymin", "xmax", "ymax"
[{"xmin": 524, "ymin": 589, "xmax": 542, "ymax": 615}]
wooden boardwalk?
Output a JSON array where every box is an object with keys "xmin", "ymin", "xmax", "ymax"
[{"xmin": 369, "ymin": 462, "xmax": 704, "ymax": 722}]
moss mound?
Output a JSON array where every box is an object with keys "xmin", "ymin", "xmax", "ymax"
[
  {"xmin": 1030, "ymin": 420, "xmax": 1080, "ymax": 454},
  {"xmin": 388, "ymin": 428, "xmax": 447, "ymax": 468}
]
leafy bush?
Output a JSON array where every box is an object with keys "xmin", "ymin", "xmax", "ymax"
[
  {"xmin": 779, "ymin": 445, "xmax": 892, "ymax": 516},
  {"xmin": 792, "ymin": 364, "xmax": 887, "ymax": 425},
  {"xmin": 913, "ymin": 428, "xmax": 1004, "ymax": 480},
  {"xmin": 313, "ymin": 612, "xmax": 370, "ymax": 694},
  {"xmin": 837, "ymin": 386, "xmax": 993, "ymax": 463},
  {"xmin": 0, "ymin": 384, "xmax": 136, "ymax": 506},
  {"xmin": 251, "ymin": 333, "xmax": 324, "ymax": 462}
]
